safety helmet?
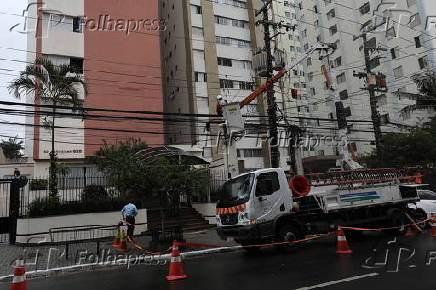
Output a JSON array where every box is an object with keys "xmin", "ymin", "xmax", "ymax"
[{"xmin": 217, "ymin": 95, "xmax": 223, "ymax": 100}]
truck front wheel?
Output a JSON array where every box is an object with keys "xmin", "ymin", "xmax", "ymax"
[{"xmin": 277, "ymin": 224, "xmax": 302, "ymax": 252}]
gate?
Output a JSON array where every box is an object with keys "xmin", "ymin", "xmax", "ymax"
[
  {"xmin": 0, "ymin": 180, "xmax": 11, "ymax": 243},
  {"xmin": 0, "ymin": 177, "xmax": 27, "ymax": 244}
]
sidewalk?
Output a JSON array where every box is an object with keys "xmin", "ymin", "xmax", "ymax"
[{"xmin": 0, "ymin": 228, "xmax": 238, "ymax": 278}]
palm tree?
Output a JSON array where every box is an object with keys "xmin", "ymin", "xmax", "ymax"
[{"xmin": 9, "ymin": 57, "xmax": 86, "ymax": 196}]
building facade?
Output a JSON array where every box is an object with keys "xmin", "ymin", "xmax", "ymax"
[
  {"xmin": 160, "ymin": 0, "xmax": 315, "ymax": 172},
  {"xmin": 25, "ymin": 0, "xmax": 164, "ymax": 175},
  {"xmin": 295, "ymin": 0, "xmax": 436, "ymax": 167}
]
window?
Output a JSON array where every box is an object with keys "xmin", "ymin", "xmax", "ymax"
[
  {"xmin": 239, "ymin": 81, "xmax": 254, "ymax": 90},
  {"xmin": 359, "ymin": 2, "xmax": 370, "ymax": 15},
  {"xmin": 327, "ymin": 9, "xmax": 335, "ymax": 20},
  {"xmin": 217, "ymin": 57, "xmax": 232, "ymax": 67},
  {"xmin": 415, "ymin": 36, "xmax": 421, "ymax": 48},
  {"xmin": 418, "ymin": 56, "xmax": 429, "ymax": 69},
  {"xmin": 344, "ymin": 106, "xmax": 352, "ymax": 117},
  {"xmin": 334, "ymin": 56, "xmax": 342, "ymax": 67},
  {"xmin": 307, "ymin": 57, "xmax": 312, "ymax": 66},
  {"xmin": 329, "ymin": 25, "xmax": 337, "ymax": 35},
  {"xmin": 410, "ymin": 13, "xmax": 421, "ymax": 28},
  {"xmin": 192, "ymin": 5, "xmax": 202, "ymax": 14},
  {"xmin": 195, "ymin": 72, "xmax": 207, "ymax": 82},
  {"xmin": 232, "ymin": 19, "xmax": 246, "ymax": 28},
  {"xmin": 220, "ymin": 79, "xmax": 234, "ymax": 88},
  {"xmin": 244, "ymin": 149, "xmax": 263, "ymax": 158},
  {"xmin": 393, "ymin": 66, "xmax": 404, "ymax": 79},
  {"xmin": 336, "ymin": 72, "xmax": 346, "ymax": 84},
  {"xmin": 215, "ymin": 15, "xmax": 228, "ymax": 25},
  {"xmin": 285, "ymin": 12, "xmax": 291, "ymax": 18},
  {"xmin": 339, "ymin": 90, "xmax": 348, "ymax": 100},
  {"xmin": 418, "ymin": 190, "xmax": 436, "ymax": 200},
  {"xmin": 391, "ymin": 47, "xmax": 399, "ymax": 59},
  {"xmin": 310, "ymin": 88, "xmax": 316, "ymax": 96},
  {"xmin": 70, "ymin": 57, "xmax": 84, "ymax": 74},
  {"xmin": 255, "ymin": 172, "xmax": 280, "ymax": 197},
  {"xmin": 73, "ymin": 17, "xmax": 84, "ymax": 33}
]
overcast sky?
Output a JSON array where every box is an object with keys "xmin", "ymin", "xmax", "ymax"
[{"xmin": 0, "ymin": 0, "xmax": 28, "ymax": 140}]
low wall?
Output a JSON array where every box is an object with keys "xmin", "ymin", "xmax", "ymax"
[
  {"xmin": 16, "ymin": 209, "xmax": 147, "ymax": 244},
  {"xmin": 192, "ymin": 203, "xmax": 217, "ymax": 224}
]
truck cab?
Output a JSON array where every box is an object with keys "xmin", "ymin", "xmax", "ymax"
[{"xmin": 216, "ymin": 168, "xmax": 294, "ymax": 244}]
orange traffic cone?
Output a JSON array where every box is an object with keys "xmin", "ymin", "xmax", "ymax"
[
  {"xmin": 166, "ymin": 241, "xmax": 187, "ymax": 281},
  {"xmin": 415, "ymin": 172, "xmax": 423, "ymax": 184},
  {"xmin": 112, "ymin": 227, "xmax": 121, "ymax": 248},
  {"xmin": 116, "ymin": 231, "xmax": 128, "ymax": 252},
  {"xmin": 431, "ymin": 215, "xmax": 436, "ymax": 237},
  {"xmin": 10, "ymin": 256, "xmax": 27, "ymax": 290},
  {"xmin": 336, "ymin": 228, "xmax": 352, "ymax": 254}
]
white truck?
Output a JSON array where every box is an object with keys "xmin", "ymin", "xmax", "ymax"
[{"xmin": 216, "ymin": 168, "xmax": 426, "ymax": 250}]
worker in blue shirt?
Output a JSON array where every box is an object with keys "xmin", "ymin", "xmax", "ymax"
[{"xmin": 121, "ymin": 203, "xmax": 138, "ymax": 239}]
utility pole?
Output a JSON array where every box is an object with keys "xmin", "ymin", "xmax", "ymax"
[
  {"xmin": 256, "ymin": 0, "xmax": 294, "ymax": 168},
  {"xmin": 353, "ymin": 31, "xmax": 387, "ymax": 158}
]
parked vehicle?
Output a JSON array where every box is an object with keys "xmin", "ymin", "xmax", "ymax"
[{"xmin": 408, "ymin": 188, "xmax": 436, "ymax": 219}]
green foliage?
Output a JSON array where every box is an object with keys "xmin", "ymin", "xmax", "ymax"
[
  {"xmin": 88, "ymin": 138, "xmax": 209, "ymax": 203},
  {"xmin": 0, "ymin": 137, "xmax": 24, "ymax": 160},
  {"xmin": 81, "ymin": 185, "xmax": 108, "ymax": 202},
  {"xmin": 27, "ymin": 196, "xmax": 61, "ymax": 217},
  {"xmin": 362, "ymin": 119, "xmax": 436, "ymax": 168},
  {"xmin": 29, "ymin": 179, "xmax": 48, "ymax": 191}
]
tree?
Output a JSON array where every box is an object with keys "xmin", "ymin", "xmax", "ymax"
[
  {"xmin": 0, "ymin": 137, "xmax": 24, "ymax": 161},
  {"xmin": 398, "ymin": 70, "xmax": 436, "ymax": 117},
  {"xmin": 9, "ymin": 57, "xmax": 86, "ymax": 196},
  {"xmin": 88, "ymin": 138, "xmax": 209, "ymax": 205}
]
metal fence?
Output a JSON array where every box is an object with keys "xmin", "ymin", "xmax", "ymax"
[{"xmin": 18, "ymin": 175, "xmax": 126, "ymax": 218}]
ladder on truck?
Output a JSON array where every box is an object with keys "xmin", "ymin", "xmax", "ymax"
[{"xmin": 306, "ymin": 167, "xmax": 422, "ymax": 187}]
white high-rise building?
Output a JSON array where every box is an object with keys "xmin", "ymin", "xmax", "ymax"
[{"xmin": 294, "ymin": 0, "xmax": 436, "ymax": 170}]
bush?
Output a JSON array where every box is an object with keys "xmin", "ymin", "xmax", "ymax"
[
  {"xmin": 29, "ymin": 179, "xmax": 48, "ymax": 191},
  {"xmin": 27, "ymin": 196, "xmax": 61, "ymax": 217},
  {"xmin": 81, "ymin": 185, "xmax": 108, "ymax": 202}
]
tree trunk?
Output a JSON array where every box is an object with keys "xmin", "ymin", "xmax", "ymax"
[{"xmin": 49, "ymin": 103, "xmax": 58, "ymax": 197}]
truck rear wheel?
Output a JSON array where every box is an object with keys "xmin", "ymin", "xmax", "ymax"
[{"xmin": 277, "ymin": 224, "xmax": 302, "ymax": 252}]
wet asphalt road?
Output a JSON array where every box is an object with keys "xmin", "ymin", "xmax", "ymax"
[{"xmin": 2, "ymin": 231, "xmax": 436, "ymax": 290}]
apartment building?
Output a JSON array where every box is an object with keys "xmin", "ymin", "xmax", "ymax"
[
  {"xmin": 25, "ymin": 0, "xmax": 164, "ymax": 175},
  {"xmin": 160, "ymin": 0, "xmax": 302, "ymax": 172},
  {"xmin": 295, "ymin": 0, "xmax": 436, "ymax": 167}
]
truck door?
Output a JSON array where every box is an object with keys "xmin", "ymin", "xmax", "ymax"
[{"xmin": 253, "ymin": 171, "xmax": 284, "ymax": 237}]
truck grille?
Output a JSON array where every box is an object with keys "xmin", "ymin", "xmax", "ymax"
[{"xmin": 220, "ymin": 213, "xmax": 238, "ymax": 225}]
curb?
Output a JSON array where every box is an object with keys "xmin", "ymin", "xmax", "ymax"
[{"xmin": 0, "ymin": 246, "xmax": 242, "ymax": 282}]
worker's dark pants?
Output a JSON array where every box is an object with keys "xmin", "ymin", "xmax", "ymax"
[{"xmin": 126, "ymin": 216, "xmax": 135, "ymax": 238}]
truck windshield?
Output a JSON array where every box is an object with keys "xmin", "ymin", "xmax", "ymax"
[{"xmin": 218, "ymin": 173, "xmax": 254, "ymax": 207}]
